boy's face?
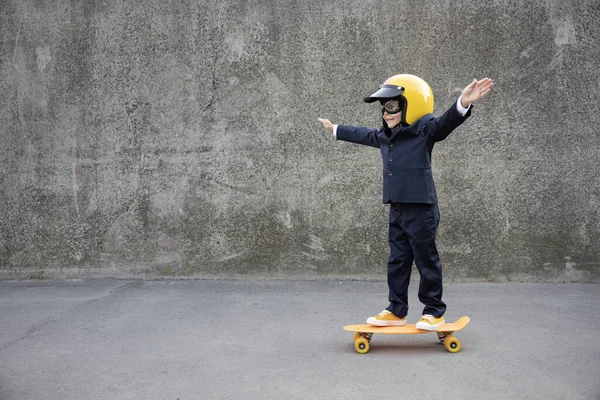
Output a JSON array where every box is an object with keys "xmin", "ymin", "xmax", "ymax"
[
  {"xmin": 383, "ymin": 110, "xmax": 403, "ymax": 129},
  {"xmin": 380, "ymin": 98, "xmax": 403, "ymax": 129}
]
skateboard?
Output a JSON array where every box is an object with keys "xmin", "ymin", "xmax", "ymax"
[{"xmin": 344, "ymin": 316, "xmax": 470, "ymax": 354}]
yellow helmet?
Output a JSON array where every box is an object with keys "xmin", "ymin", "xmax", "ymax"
[{"xmin": 364, "ymin": 74, "xmax": 434, "ymax": 125}]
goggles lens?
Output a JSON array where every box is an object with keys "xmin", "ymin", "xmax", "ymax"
[{"xmin": 381, "ymin": 99, "xmax": 402, "ymax": 114}]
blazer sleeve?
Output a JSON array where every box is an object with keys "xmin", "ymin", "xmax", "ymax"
[
  {"xmin": 424, "ymin": 101, "xmax": 472, "ymax": 142},
  {"xmin": 336, "ymin": 125, "xmax": 380, "ymax": 148}
]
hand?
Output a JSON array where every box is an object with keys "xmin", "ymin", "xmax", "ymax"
[
  {"xmin": 317, "ymin": 118, "xmax": 334, "ymax": 134},
  {"xmin": 461, "ymin": 78, "xmax": 493, "ymax": 107}
]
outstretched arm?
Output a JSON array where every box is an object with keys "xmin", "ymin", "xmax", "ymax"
[
  {"xmin": 317, "ymin": 117, "xmax": 380, "ymax": 148},
  {"xmin": 426, "ymin": 77, "xmax": 494, "ymax": 142}
]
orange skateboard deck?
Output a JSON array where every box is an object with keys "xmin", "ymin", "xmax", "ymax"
[{"xmin": 344, "ymin": 316, "xmax": 470, "ymax": 354}]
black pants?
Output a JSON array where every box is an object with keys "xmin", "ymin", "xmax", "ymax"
[{"xmin": 385, "ymin": 203, "xmax": 446, "ymax": 318}]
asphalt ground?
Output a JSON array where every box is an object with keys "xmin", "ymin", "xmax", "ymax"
[{"xmin": 1, "ymin": 279, "xmax": 599, "ymax": 400}]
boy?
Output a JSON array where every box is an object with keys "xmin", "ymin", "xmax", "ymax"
[{"xmin": 317, "ymin": 75, "xmax": 493, "ymax": 330}]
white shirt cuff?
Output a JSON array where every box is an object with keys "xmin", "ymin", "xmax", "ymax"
[
  {"xmin": 333, "ymin": 124, "xmax": 338, "ymax": 137},
  {"xmin": 456, "ymin": 96, "xmax": 471, "ymax": 116}
]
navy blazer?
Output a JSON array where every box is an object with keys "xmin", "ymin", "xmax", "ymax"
[{"xmin": 336, "ymin": 101, "xmax": 471, "ymax": 204}]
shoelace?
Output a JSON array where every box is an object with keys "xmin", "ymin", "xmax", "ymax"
[
  {"xmin": 420, "ymin": 314, "xmax": 435, "ymax": 322},
  {"xmin": 377, "ymin": 310, "xmax": 391, "ymax": 318}
]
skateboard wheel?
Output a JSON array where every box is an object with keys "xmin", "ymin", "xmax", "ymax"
[
  {"xmin": 354, "ymin": 337, "xmax": 370, "ymax": 354},
  {"xmin": 444, "ymin": 335, "xmax": 461, "ymax": 353}
]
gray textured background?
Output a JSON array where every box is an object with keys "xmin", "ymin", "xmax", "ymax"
[{"xmin": 1, "ymin": 0, "xmax": 599, "ymax": 281}]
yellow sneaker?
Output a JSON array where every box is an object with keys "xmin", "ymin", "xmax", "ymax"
[
  {"xmin": 366, "ymin": 310, "xmax": 407, "ymax": 326},
  {"xmin": 416, "ymin": 314, "xmax": 445, "ymax": 331}
]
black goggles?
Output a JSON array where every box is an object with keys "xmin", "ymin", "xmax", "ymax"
[{"xmin": 380, "ymin": 99, "xmax": 403, "ymax": 114}]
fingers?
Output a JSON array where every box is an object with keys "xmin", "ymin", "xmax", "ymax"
[
  {"xmin": 462, "ymin": 78, "xmax": 494, "ymax": 103},
  {"xmin": 477, "ymin": 78, "xmax": 493, "ymax": 90},
  {"xmin": 476, "ymin": 78, "xmax": 494, "ymax": 98},
  {"xmin": 317, "ymin": 117, "xmax": 334, "ymax": 134}
]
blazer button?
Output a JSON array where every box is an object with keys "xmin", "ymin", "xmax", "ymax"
[
  {"xmin": 388, "ymin": 171, "xmax": 393, "ymax": 176},
  {"xmin": 389, "ymin": 143, "xmax": 394, "ymax": 147},
  {"xmin": 388, "ymin": 157, "xmax": 393, "ymax": 162}
]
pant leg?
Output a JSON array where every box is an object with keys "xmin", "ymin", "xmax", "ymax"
[
  {"xmin": 402, "ymin": 203, "xmax": 446, "ymax": 318},
  {"xmin": 386, "ymin": 204, "xmax": 414, "ymax": 318}
]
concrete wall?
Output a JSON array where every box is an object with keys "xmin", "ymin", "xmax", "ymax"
[{"xmin": 1, "ymin": 0, "xmax": 599, "ymax": 282}]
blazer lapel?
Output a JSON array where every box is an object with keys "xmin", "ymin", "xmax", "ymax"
[
  {"xmin": 387, "ymin": 125, "xmax": 404, "ymax": 142},
  {"xmin": 377, "ymin": 129, "xmax": 390, "ymax": 144}
]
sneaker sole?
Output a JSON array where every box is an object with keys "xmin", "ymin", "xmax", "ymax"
[
  {"xmin": 415, "ymin": 321, "xmax": 444, "ymax": 331},
  {"xmin": 366, "ymin": 318, "xmax": 407, "ymax": 327}
]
